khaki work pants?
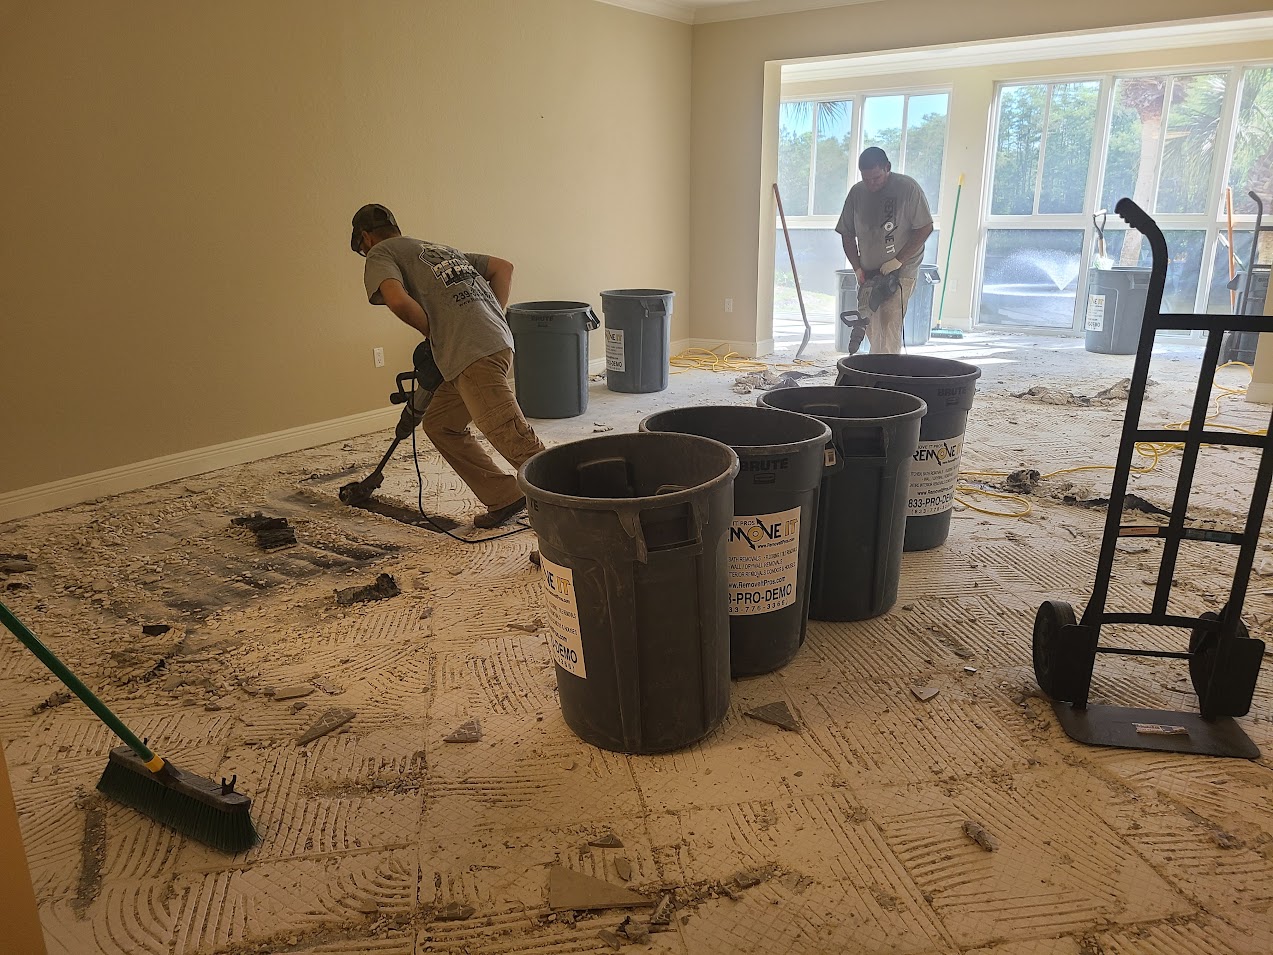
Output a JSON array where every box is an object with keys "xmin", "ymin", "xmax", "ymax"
[
  {"xmin": 423, "ymin": 349, "xmax": 545, "ymax": 508},
  {"xmin": 859, "ymin": 275, "xmax": 917, "ymax": 355}
]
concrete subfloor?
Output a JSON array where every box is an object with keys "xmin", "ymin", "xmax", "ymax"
[{"xmin": 2, "ymin": 332, "xmax": 1272, "ymax": 955}]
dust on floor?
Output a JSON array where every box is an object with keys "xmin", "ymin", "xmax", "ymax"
[{"xmin": 2, "ymin": 333, "xmax": 1271, "ymax": 955}]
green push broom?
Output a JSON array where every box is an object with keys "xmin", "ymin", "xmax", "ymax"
[
  {"xmin": 1, "ymin": 600, "xmax": 259, "ymax": 853},
  {"xmin": 931, "ymin": 173, "xmax": 965, "ymax": 340}
]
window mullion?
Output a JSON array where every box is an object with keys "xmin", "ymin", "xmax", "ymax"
[{"xmin": 1034, "ymin": 85, "xmax": 1052, "ymax": 216}]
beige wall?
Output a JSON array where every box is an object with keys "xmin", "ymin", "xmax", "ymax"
[
  {"xmin": 0, "ymin": 0, "xmax": 690, "ymax": 496},
  {"xmin": 690, "ymin": 0, "xmax": 1273, "ymax": 347},
  {"xmin": 777, "ymin": 38, "xmax": 1273, "ymax": 333}
]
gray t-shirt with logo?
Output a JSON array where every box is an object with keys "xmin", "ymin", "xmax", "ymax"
[
  {"xmin": 835, "ymin": 173, "xmax": 933, "ymax": 279},
  {"xmin": 363, "ymin": 236, "xmax": 513, "ymax": 381}
]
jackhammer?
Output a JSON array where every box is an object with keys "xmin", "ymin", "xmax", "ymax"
[{"xmin": 339, "ymin": 340, "xmax": 445, "ymax": 506}]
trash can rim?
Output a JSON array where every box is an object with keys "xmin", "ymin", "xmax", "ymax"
[
  {"xmin": 836, "ymin": 354, "xmax": 982, "ymax": 382},
  {"xmin": 600, "ymin": 288, "xmax": 675, "ymax": 298},
  {"xmin": 761, "ymin": 385, "xmax": 928, "ymax": 425},
  {"xmin": 638, "ymin": 404, "xmax": 831, "ymax": 454},
  {"xmin": 506, "ymin": 300, "xmax": 595, "ymax": 312},
  {"xmin": 517, "ymin": 433, "xmax": 740, "ymax": 511}
]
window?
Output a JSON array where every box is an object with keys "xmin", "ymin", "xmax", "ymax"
[
  {"xmin": 773, "ymin": 90, "xmax": 950, "ymax": 338},
  {"xmin": 978, "ymin": 64, "xmax": 1273, "ymax": 331}
]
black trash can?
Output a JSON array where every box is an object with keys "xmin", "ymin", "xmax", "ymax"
[
  {"xmin": 1084, "ymin": 267, "xmax": 1151, "ymax": 355},
  {"xmin": 601, "ymin": 289, "xmax": 673, "ymax": 394},
  {"xmin": 507, "ymin": 301, "xmax": 600, "ymax": 418},
  {"xmin": 836, "ymin": 354, "xmax": 981, "ymax": 552},
  {"xmin": 518, "ymin": 432, "xmax": 738, "ymax": 754},
  {"xmin": 639, "ymin": 405, "xmax": 831, "ymax": 676},
  {"xmin": 758, "ymin": 386, "xmax": 925, "ymax": 622}
]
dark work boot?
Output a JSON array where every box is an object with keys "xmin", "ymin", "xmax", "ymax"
[{"xmin": 474, "ymin": 497, "xmax": 526, "ymax": 528}]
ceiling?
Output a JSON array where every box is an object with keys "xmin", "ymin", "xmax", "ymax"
[{"xmin": 594, "ymin": 0, "xmax": 874, "ymax": 26}]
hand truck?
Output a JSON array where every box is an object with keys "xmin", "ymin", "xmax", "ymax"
[{"xmin": 1032, "ymin": 198, "xmax": 1272, "ymax": 759}]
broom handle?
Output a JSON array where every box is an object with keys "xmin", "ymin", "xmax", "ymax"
[
  {"xmin": 937, "ymin": 174, "xmax": 964, "ymax": 327},
  {"xmin": 0, "ymin": 601, "xmax": 163, "ymax": 770}
]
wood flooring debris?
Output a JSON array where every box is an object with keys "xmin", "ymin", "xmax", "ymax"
[
  {"xmin": 296, "ymin": 707, "xmax": 356, "ymax": 745},
  {"xmin": 508, "ymin": 618, "xmax": 543, "ymax": 633},
  {"xmin": 547, "ymin": 866, "xmax": 647, "ymax": 911},
  {"xmin": 443, "ymin": 719, "xmax": 482, "ymax": 743},
  {"xmin": 962, "ymin": 819, "xmax": 1000, "ymax": 852},
  {"xmin": 911, "ymin": 686, "xmax": 941, "ymax": 702},
  {"xmin": 231, "ymin": 512, "xmax": 297, "ymax": 550},
  {"xmin": 745, "ymin": 701, "xmax": 800, "ymax": 731},
  {"xmin": 334, "ymin": 572, "xmax": 400, "ymax": 606}
]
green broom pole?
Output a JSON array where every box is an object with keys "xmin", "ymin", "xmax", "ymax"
[
  {"xmin": 0, "ymin": 600, "xmax": 165, "ymax": 772},
  {"xmin": 936, "ymin": 173, "xmax": 964, "ymax": 331}
]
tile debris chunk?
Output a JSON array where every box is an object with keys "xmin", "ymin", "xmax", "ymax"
[
  {"xmin": 547, "ymin": 866, "xmax": 647, "ymax": 911},
  {"xmin": 231, "ymin": 512, "xmax": 297, "ymax": 550},
  {"xmin": 911, "ymin": 686, "xmax": 940, "ymax": 702},
  {"xmin": 589, "ymin": 831, "xmax": 624, "ymax": 848},
  {"xmin": 444, "ymin": 720, "xmax": 483, "ymax": 743},
  {"xmin": 745, "ymin": 701, "xmax": 800, "ymax": 731},
  {"xmin": 335, "ymin": 572, "xmax": 400, "ymax": 606},
  {"xmin": 962, "ymin": 819, "xmax": 999, "ymax": 852},
  {"xmin": 296, "ymin": 707, "xmax": 356, "ymax": 745}
]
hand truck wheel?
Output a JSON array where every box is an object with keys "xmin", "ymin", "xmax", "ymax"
[
  {"xmin": 1189, "ymin": 609, "xmax": 1251, "ymax": 714},
  {"xmin": 1032, "ymin": 599, "xmax": 1078, "ymax": 701}
]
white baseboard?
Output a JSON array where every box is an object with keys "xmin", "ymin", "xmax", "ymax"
[{"xmin": 0, "ymin": 406, "xmax": 398, "ymax": 524}]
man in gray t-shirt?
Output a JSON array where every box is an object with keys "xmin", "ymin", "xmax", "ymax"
[
  {"xmin": 352, "ymin": 203, "xmax": 545, "ymax": 528},
  {"xmin": 835, "ymin": 148, "xmax": 934, "ymax": 354}
]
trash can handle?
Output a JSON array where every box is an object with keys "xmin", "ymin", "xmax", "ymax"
[
  {"xmin": 585, "ymin": 307, "xmax": 600, "ymax": 330},
  {"xmin": 615, "ymin": 498, "xmax": 706, "ymax": 563},
  {"xmin": 643, "ymin": 298, "xmax": 669, "ymax": 316}
]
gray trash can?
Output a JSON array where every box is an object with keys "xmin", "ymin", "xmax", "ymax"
[
  {"xmin": 601, "ymin": 289, "xmax": 673, "ymax": 393},
  {"xmin": 836, "ymin": 354, "xmax": 981, "ymax": 552},
  {"xmin": 1084, "ymin": 267, "xmax": 1151, "ymax": 355},
  {"xmin": 758, "ymin": 386, "xmax": 926, "ymax": 622},
  {"xmin": 835, "ymin": 266, "xmax": 939, "ymax": 351},
  {"xmin": 639, "ymin": 405, "xmax": 831, "ymax": 676},
  {"xmin": 507, "ymin": 301, "xmax": 600, "ymax": 419},
  {"xmin": 518, "ymin": 432, "xmax": 738, "ymax": 754}
]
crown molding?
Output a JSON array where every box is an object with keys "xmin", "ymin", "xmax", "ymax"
[{"xmin": 593, "ymin": 0, "xmax": 875, "ymax": 26}]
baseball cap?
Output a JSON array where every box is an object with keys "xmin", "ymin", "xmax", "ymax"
[{"xmin": 350, "ymin": 203, "xmax": 399, "ymax": 253}]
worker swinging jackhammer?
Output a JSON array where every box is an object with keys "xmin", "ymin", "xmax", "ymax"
[
  {"xmin": 838, "ymin": 269, "xmax": 902, "ymax": 356},
  {"xmin": 339, "ymin": 340, "xmax": 444, "ymax": 506}
]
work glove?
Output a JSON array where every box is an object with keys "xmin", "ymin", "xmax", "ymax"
[{"xmin": 880, "ymin": 258, "xmax": 902, "ymax": 275}]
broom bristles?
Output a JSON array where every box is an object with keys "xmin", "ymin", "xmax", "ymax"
[{"xmin": 97, "ymin": 747, "xmax": 259, "ymax": 853}]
